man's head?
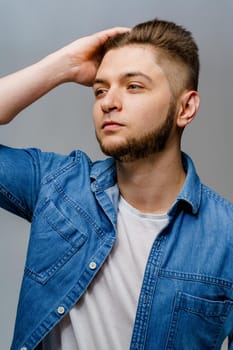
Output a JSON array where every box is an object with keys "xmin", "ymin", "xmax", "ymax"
[
  {"xmin": 103, "ymin": 18, "xmax": 199, "ymax": 98},
  {"xmin": 93, "ymin": 19, "xmax": 200, "ymax": 161}
]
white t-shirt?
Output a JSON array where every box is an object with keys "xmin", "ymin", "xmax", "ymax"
[{"xmin": 42, "ymin": 196, "xmax": 168, "ymax": 349}]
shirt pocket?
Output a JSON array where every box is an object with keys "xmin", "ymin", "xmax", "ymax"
[
  {"xmin": 166, "ymin": 291, "xmax": 233, "ymax": 350},
  {"xmin": 25, "ymin": 199, "xmax": 88, "ymax": 284}
]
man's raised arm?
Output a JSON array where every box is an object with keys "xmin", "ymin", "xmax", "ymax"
[{"xmin": 0, "ymin": 27, "xmax": 129, "ymax": 125}]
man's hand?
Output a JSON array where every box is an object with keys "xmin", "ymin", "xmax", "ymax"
[
  {"xmin": 57, "ymin": 27, "xmax": 130, "ymax": 86},
  {"xmin": 0, "ymin": 27, "xmax": 129, "ymax": 124}
]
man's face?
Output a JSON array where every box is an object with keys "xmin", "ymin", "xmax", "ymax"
[{"xmin": 92, "ymin": 45, "xmax": 177, "ymax": 161}]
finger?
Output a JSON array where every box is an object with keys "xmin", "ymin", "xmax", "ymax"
[{"xmin": 95, "ymin": 27, "xmax": 131, "ymax": 45}]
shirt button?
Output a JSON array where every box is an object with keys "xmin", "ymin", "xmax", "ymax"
[
  {"xmin": 89, "ymin": 261, "xmax": 97, "ymax": 270},
  {"xmin": 57, "ymin": 306, "xmax": 65, "ymax": 315},
  {"xmin": 20, "ymin": 347, "xmax": 27, "ymax": 350}
]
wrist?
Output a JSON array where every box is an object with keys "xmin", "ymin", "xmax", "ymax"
[{"xmin": 40, "ymin": 48, "xmax": 80, "ymax": 86}]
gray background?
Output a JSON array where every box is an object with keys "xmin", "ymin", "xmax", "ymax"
[{"xmin": 0, "ymin": 0, "xmax": 232, "ymax": 348}]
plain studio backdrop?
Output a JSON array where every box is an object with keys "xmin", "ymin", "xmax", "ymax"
[{"xmin": 0, "ymin": 1, "xmax": 232, "ymax": 349}]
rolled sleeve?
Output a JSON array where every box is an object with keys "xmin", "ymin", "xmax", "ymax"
[{"xmin": 0, "ymin": 145, "xmax": 43, "ymax": 221}]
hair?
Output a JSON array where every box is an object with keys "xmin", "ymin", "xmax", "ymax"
[{"xmin": 103, "ymin": 19, "xmax": 200, "ymax": 95}]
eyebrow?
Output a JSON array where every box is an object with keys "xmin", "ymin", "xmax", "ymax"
[{"xmin": 93, "ymin": 71, "xmax": 153, "ymax": 87}]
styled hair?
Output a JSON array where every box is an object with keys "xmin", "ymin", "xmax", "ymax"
[{"xmin": 103, "ymin": 19, "xmax": 200, "ymax": 93}]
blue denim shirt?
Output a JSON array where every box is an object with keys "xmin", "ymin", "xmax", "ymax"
[{"xmin": 0, "ymin": 145, "xmax": 233, "ymax": 350}]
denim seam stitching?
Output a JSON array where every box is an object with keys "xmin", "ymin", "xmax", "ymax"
[
  {"xmin": 159, "ymin": 269, "xmax": 233, "ymax": 289},
  {"xmin": 0, "ymin": 184, "xmax": 30, "ymax": 218},
  {"xmin": 53, "ymin": 179, "xmax": 106, "ymax": 239}
]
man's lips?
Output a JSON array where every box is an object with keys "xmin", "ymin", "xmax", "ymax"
[{"xmin": 102, "ymin": 121, "xmax": 125, "ymax": 130}]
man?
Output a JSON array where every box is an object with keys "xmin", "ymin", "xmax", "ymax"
[{"xmin": 0, "ymin": 19, "xmax": 233, "ymax": 350}]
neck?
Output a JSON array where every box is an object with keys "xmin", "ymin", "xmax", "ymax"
[{"xmin": 116, "ymin": 149, "xmax": 186, "ymax": 214}]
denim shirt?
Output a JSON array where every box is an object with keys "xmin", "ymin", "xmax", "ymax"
[{"xmin": 0, "ymin": 145, "xmax": 233, "ymax": 350}]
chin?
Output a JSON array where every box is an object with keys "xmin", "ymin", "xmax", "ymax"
[{"xmin": 98, "ymin": 137, "xmax": 126, "ymax": 155}]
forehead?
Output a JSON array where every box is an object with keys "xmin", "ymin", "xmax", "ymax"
[
  {"xmin": 96, "ymin": 45, "xmax": 165, "ymax": 78},
  {"xmin": 97, "ymin": 44, "xmax": 188, "ymax": 98}
]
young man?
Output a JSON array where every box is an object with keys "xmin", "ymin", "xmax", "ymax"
[{"xmin": 0, "ymin": 19, "xmax": 233, "ymax": 350}]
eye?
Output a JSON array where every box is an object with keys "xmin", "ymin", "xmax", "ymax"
[
  {"xmin": 128, "ymin": 83, "xmax": 143, "ymax": 91},
  {"xmin": 94, "ymin": 88, "xmax": 108, "ymax": 98}
]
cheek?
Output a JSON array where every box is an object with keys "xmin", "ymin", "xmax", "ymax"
[
  {"xmin": 92, "ymin": 103, "xmax": 100, "ymax": 126},
  {"xmin": 143, "ymin": 96, "xmax": 170, "ymax": 120},
  {"xmin": 132, "ymin": 101, "xmax": 162, "ymax": 124},
  {"xmin": 131, "ymin": 90, "xmax": 169, "ymax": 114}
]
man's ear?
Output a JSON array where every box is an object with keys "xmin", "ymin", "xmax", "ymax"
[{"xmin": 176, "ymin": 90, "xmax": 200, "ymax": 128}]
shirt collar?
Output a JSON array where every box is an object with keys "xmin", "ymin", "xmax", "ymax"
[
  {"xmin": 91, "ymin": 152, "xmax": 202, "ymax": 215},
  {"xmin": 168, "ymin": 152, "xmax": 202, "ymax": 216},
  {"xmin": 90, "ymin": 157, "xmax": 116, "ymax": 191}
]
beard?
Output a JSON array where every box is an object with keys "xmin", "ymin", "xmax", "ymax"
[{"xmin": 96, "ymin": 102, "xmax": 176, "ymax": 162}]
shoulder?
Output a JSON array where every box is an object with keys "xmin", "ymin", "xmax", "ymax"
[
  {"xmin": 200, "ymin": 183, "xmax": 233, "ymax": 227},
  {"xmin": 0, "ymin": 144, "xmax": 96, "ymax": 179},
  {"xmin": 201, "ymin": 183, "xmax": 233, "ymax": 209}
]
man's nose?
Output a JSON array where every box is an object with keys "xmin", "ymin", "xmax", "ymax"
[{"xmin": 101, "ymin": 89, "xmax": 122, "ymax": 113}]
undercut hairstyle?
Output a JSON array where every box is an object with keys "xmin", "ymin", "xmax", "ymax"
[{"xmin": 103, "ymin": 19, "xmax": 200, "ymax": 96}]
